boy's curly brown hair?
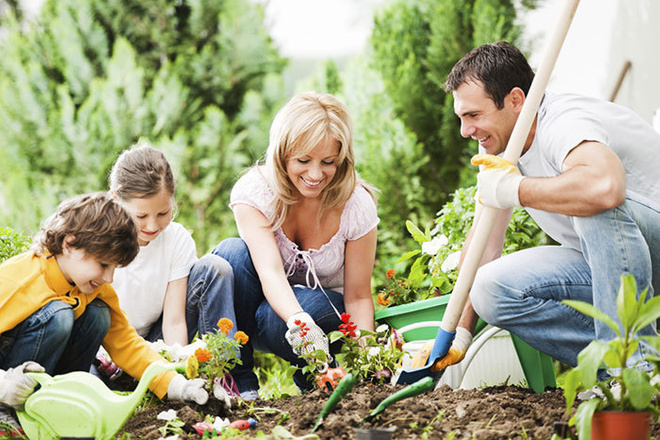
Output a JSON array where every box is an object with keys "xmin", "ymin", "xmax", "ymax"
[{"xmin": 32, "ymin": 192, "xmax": 139, "ymax": 266}]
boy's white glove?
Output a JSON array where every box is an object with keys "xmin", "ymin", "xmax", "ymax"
[
  {"xmin": 285, "ymin": 311, "xmax": 332, "ymax": 371},
  {"xmin": 0, "ymin": 361, "xmax": 45, "ymax": 410},
  {"xmin": 167, "ymin": 374, "xmax": 208, "ymax": 405},
  {"xmin": 471, "ymin": 154, "xmax": 525, "ymax": 209}
]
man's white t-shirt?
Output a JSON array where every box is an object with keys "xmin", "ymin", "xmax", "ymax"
[
  {"xmin": 113, "ymin": 222, "xmax": 197, "ymax": 337},
  {"xmin": 514, "ymin": 93, "xmax": 660, "ymax": 250}
]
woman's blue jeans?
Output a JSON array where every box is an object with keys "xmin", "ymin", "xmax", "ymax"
[
  {"xmin": 212, "ymin": 237, "xmax": 345, "ymax": 393},
  {"xmin": 0, "ymin": 298, "xmax": 110, "ymax": 374},
  {"xmin": 471, "ymin": 198, "xmax": 659, "ymax": 370},
  {"xmin": 145, "ymin": 253, "xmax": 237, "ymax": 342}
]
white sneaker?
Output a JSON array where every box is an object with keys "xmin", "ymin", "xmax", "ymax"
[
  {"xmin": 239, "ymin": 390, "xmax": 259, "ymax": 401},
  {"xmin": 577, "ymin": 381, "xmax": 621, "ymax": 401}
]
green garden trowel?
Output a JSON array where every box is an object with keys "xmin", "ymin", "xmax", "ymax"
[{"xmin": 16, "ymin": 361, "xmax": 177, "ymax": 440}]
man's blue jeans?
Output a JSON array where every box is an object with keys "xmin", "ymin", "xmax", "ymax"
[
  {"xmin": 145, "ymin": 253, "xmax": 237, "ymax": 342},
  {"xmin": 0, "ymin": 298, "xmax": 110, "ymax": 374},
  {"xmin": 471, "ymin": 198, "xmax": 659, "ymax": 370},
  {"xmin": 212, "ymin": 238, "xmax": 345, "ymax": 393}
]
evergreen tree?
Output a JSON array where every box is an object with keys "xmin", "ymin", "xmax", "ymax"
[
  {"xmin": 370, "ymin": 0, "xmax": 530, "ymax": 214},
  {"xmin": 0, "ymin": 0, "xmax": 285, "ymax": 252}
]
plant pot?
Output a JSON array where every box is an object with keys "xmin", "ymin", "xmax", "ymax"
[
  {"xmin": 375, "ymin": 295, "xmax": 487, "ymax": 341},
  {"xmin": 591, "ymin": 411, "xmax": 649, "ymax": 440},
  {"xmin": 374, "ymin": 296, "xmax": 450, "ymax": 341}
]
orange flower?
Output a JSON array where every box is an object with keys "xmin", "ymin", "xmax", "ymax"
[
  {"xmin": 194, "ymin": 347, "xmax": 211, "ymax": 363},
  {"xmin": 377, "ymin": 291, "xmax": 391, "ymax": 306},
  {"xmin": 386, "ymin": 269, "xmax": 395, "ymax": 279},
  {"xmin": 234, "ymin": 331, "xmax": 249, "ymax": 344},
  {"xmin": 217, "ymin": 317, "xmax": 234, "ymax": 335}
]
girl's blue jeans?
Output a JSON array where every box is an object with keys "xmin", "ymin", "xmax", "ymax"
[
  {"xmin": 0, "ymin": 298, "xmax": 110, "ymax": 374},
  {"xmin": 471, "ymin": 198, "xmax": 659, "ymax": 371},
  {"xmin": 212, "ymin": 237, "xmax": 345, "ymax": 393},
  {"xmin": 145, "ymin": 253, "xmax": 237, "ymax": 342}
]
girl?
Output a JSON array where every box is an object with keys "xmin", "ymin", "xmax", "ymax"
[
  {"xmin": 213, "ymin": 92, "xmax": 379, "ymax": 399},
  {"xmin": 108, "ymin": 142, "xmax": 236, "ymax": 346}
]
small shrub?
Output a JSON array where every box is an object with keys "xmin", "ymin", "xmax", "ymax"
[{"xmin": 0, "ymin": 227, "xmax": 31, "ymax": 263}]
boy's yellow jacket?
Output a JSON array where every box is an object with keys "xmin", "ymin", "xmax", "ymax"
[{"xmin": 0, "ymin": 251, "xmax": 176, "ymax": 398}]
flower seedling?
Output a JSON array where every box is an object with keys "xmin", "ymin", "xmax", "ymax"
[{"xmin": 329, "ymin": 316, "xmax": 404, "ymax": 384}]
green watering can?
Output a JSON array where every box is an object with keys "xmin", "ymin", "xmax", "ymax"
[{"xmin": 16, "ymin": 361, "xmax": 177, "ymax": 440}]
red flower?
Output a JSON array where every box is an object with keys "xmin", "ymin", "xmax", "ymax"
[
  {"xmin": 297, "ymin": 321, "xmax": 310, "ymax": 338},
  {"xmin": 386, "ymin": 269, "xmax": 395, "ymax": 279},
  {"xmin": 340, "ymin": 312, "xmax": 351, "ymax": 323}
]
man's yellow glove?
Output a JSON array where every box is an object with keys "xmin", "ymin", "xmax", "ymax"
[{"xmin": 471, "ymin": 154, "xmax": 525, "ymax": 209}]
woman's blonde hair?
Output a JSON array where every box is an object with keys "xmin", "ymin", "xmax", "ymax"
[{"xmin": 263, "ymin": 91, "xmax": 374, "ymax": 228}]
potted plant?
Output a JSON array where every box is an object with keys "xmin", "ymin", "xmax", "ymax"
[
  {"xmin": 562, "ymin": 273, "xmax": 660, "ymax": 440},
  {"xmin": 375, "ymin": 186, "xmax": 547, "ymax": 341}
]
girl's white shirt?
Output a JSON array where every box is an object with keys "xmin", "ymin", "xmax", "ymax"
[
  {"xmin": 113, "ymin": 222, "xmax": 197, "ymax": 337},
  {"xmin": 230, "ymin": 168, "xmax": 379, "ymax": 292}
]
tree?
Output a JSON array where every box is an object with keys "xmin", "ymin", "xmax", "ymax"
[
  {"xmin": 370, "ymin": 0, "xmax": 530, "ymax": 213},
  {"xmin": 0, "ymin": 0, "xmax": 285, "ymax": 252}
]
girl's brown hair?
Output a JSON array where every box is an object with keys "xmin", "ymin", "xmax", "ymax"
[
  {"xmin": 109, "ymin": 140, "xmax": 176, "ymax": 200},
  {"xmin": 32, "ymin": 192, "xmax": 139, "ymax": 266}
]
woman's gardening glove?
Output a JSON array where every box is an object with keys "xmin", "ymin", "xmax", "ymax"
[
  {"xmin": 285, "ymin": 311, "xmax": 332, "ymax": 372},
  {"xmin": 167, "ymin": 374, "xmax": 209, "ymax": 405},
  {"xmin": 0, "ymin": 361, "xmax": 45, "ymax": 410},
  {"xmin": 431, "ymin": 327, "xmax": 473, "ymax": 372},
  {"xmin": 471, "ymin": 154, "xmax": 525, "ymax": 209}
]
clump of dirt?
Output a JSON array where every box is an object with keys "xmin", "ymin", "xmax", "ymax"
[{"xmin": 116, "ymin": 382, "xmax": 660, "ymax": 439}]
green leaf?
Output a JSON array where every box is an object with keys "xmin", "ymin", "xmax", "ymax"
[
  {"xmin": 396, "ymin": 249, "xmax": 421, "ymax": 264},
  {"xmin": 623, "ymin": 368, "xmax": 653, "ymax": 410},
  {"xmin": 573, "ymin": 399, "xmax": 600, "ymax": 440},
  {"xmin": 563, "ymin": 369, "xmax": 580, "ymax": 413},
  {"xmin": 563, "ymin": 300, "xmax": 620, "ymax": 336},
  {"xmin": 576, "ymin": 341, "xmax": 610, "ymax": 387},
  {"xmin": 633, "ymin": 295, "xmax": 660, "ymax": 334},
  {"xmin": 406, "ymin": 220, "xmax": 429, "ymax": 244},
  {"xmin": 617, "ymin": 273, "xmax": 639, "ymax": 330}
]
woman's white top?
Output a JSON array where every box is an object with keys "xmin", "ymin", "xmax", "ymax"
[{"xmin": 229, "ymin": 168, "xmax": 379, "ymax": 292}]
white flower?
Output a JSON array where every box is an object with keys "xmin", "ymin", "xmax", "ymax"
[
  {"xmin": 422, "ymin": 235, "xmax": 448, "ymax": 256},
  {"xmin": 368, "ymin": 347, "xmax": 381, "ymax": 357},
  {"xmin": 441, "ymin": 250, "xmax": 462, "ymax": 273},
  {"xmin": 212, "ymin": 416, "xmax": 231, "ymax": 431},
  {"xmin": 376, "ymin": 324, "xmax": 389, "ymax": 334},
  {"xmin": 157, "ymin": 409, "xmax": 178, "ymax": 421}
]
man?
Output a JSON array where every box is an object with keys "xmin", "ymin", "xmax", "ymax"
[{"xmin": 439, "ymin": 41, "xmax": 659, "ymax": 375}]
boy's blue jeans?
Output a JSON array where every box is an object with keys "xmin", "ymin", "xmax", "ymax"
[
  {"xmin": 471, "ymin": 198, "xmax": 659, "ymax": 370},
  {"xmin": 0, "ymin": 298, "xmax": 110, "ymax": 374},
  {"xmin": 212, "ymin": 238, "xmax": 345, "ymax": 393},
  {"xmin": 145, "ymin": 253, "xmax": 237, "ymax": 342}
]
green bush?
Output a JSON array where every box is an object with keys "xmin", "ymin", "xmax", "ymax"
[
  {"xmin": 377, "ymin": 186, "xmax": 548, "ymax": 306},
  {"xmin": 0, "ymin": 227, "xmax": 31, "ymax": 263}
]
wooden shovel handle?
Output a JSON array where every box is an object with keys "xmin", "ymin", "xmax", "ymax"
[{"xmin": 441, "ymin": 0, "xmax": 581, "ymax": 333}]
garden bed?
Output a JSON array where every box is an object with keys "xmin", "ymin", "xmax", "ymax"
[{"xmin": 116, "ymin": 381, "xmax": 660, "ymax": 439}]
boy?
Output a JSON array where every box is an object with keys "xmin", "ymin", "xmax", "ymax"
[{"xmin": 0, "ymin": 192, "xmax": 207, "ymax": 415}]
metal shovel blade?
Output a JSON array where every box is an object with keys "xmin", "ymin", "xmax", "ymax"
[{"xmin": 395, "ymin": 327, "xmax": 455, "ymax": 385}]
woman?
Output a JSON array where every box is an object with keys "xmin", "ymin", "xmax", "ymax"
[{"xmin": 213, "ymin": 92, "xmax": 379, "ymax": 399}]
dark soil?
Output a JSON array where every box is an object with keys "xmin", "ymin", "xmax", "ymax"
[{"xmin": 116, "ymin": 382, "xmax": 660, "ymax": 439}]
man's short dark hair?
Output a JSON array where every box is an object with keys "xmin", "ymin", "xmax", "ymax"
[{"xmin": 444, "ymin": 41, "xmax": 535, "ymax": 109}]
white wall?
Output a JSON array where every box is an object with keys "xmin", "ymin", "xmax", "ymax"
[{"xmin": 522, "ymin": 0, "xmax": 660, "ymax": 125}]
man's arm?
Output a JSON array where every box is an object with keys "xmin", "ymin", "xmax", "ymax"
[{"xmin": 519, "ymin": 141, "xmax": 626, "ymax": 216}]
